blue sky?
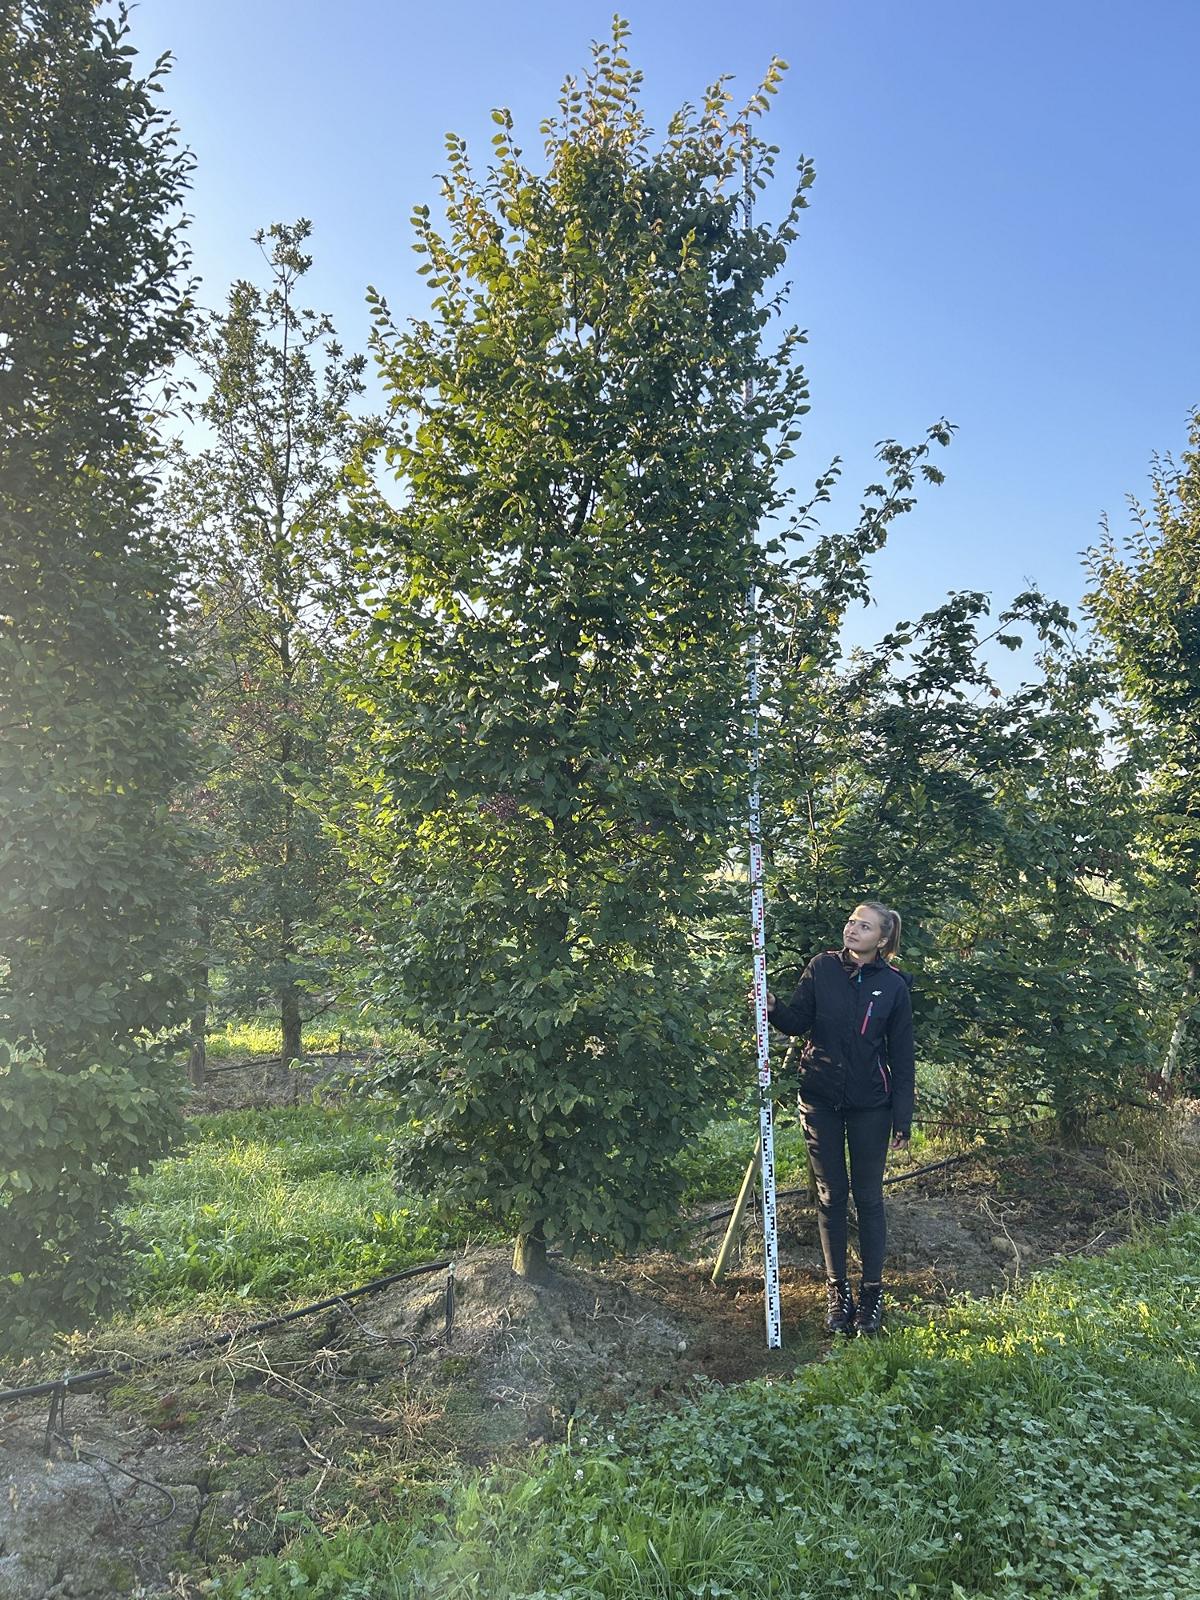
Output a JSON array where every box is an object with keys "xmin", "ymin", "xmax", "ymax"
[{"xmin": 133, "ymin": 1, "xmax": 1200, "ymax": 667}]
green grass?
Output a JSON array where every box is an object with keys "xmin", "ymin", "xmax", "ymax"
[
  {"xmin": 220, "ymin": 1212, "xmax": 1200, "ymax": 1600},
  {"xmin": 117, "ymin": 1103, "xmax": 933, "ymax": 1316},
  {"xmin": 117, "ymin": 1107, "xmax": 795, "ymax": 1313},
  {"xmin": 675, "ymin": 1116, "xmax": 810, "ymax": 1203},
  {"xmin": 119, "ymin": 1105, "xmax": 501, "ymax": 1311}
]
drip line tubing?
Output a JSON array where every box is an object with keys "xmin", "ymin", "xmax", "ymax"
[
  {"xmin": 0, "ymin": 1255, "xmax": 453, "ymax": 1408},
  {"xmin": 696, "ymin": 1149, "xmax": 978, "ymax": 1232}
]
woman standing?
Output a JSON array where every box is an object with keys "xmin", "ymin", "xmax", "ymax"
[{"xmin": 766, "ymin": 902, "xmax": 913, "ymax": 1337}]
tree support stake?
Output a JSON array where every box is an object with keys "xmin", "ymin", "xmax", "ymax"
[{"xmin": 711, "ymin": 1153, "xmax": 761, "ymax": 1285}]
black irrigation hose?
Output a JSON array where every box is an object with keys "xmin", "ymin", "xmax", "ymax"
[
  {"xmin": 696, "ymin": 1149, "xmax": 980, "ymax": 1232},
  {"xmin": 203, "ymin": 1049, "xmax": 388, "ymax": 1076},
  {"xmin": 879, "ymin": 1150, "xmax": 979, "ymax": 1189},
  {"xmin": 0, "ymin": 1255, "xmax": 453, "ymax": 1409},
  {"xmin": 910, "ymin": 1117, "xmax": 996, "ymax": 1132}
]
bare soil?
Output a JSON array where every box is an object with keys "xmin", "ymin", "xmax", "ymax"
[{"xmin": 1, "ymin": 1119, "xmax": 1193, "ymax": 1600}]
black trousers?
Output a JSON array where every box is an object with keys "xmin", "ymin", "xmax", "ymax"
[{"xmin": 800, "ymin": 1103, "xmax": 892, "ymax": 1282}]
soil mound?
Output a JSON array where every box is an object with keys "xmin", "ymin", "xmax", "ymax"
[
  {"xmin": 371, "ymin": 1251, "xmax": 703, "ymax": 1438},
  {"xmin": 0, "ymin": 1248, "xmax": 801, "ymax": 1600}
]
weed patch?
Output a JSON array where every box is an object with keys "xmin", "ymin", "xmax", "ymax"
[{"xmin": 675, "ymin": 1115, "xmax": 810, "ymax": 1203}]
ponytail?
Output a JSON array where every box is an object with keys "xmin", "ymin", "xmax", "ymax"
[{"xmin": 858, "ymin": 900, "xmax": 902, "ymax": 960}]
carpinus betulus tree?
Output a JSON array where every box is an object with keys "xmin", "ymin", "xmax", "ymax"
[
  {"xmin": 1085, "ymin": 412, "xmax": 1200, "ymax": 1093},
  {"xmin": 0, "ymin": 2, "xmax": 195, "ymax": 1347},
  {"xmin": 346, "ymin": 22, "xmax": 811, "ymax": 1279}
]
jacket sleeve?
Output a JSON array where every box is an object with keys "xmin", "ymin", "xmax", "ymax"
[
  {"xmin": 886, "ymin": 974, "xmax": 915, "ymax": 1138},
  {"xmin": 769, "ymin": 959, "xmax": 817, "ymax": 1038}
]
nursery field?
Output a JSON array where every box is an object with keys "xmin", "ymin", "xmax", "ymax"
[
  {"xmin": 1, "ymin": 1057, "xmax": 1196, "ymax": 1600},
  {"xmin": 8, "ymin": 8, "xmax": 1200, "ymax": 1600}
]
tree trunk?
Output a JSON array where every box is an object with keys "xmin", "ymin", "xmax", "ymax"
[
  {"xmin": 276, "ymin": 607, "xmax": 302, "ymax": 1089},
  {"xmin": 187, "ymin": 965, "xmax": 209, "ymax": 1091},
  {"xmin": 512, "ymin": 1223, "xmax": 549, "ymax": 1282},
  {"xmin": 281, "ymin": 978, "xmax": 303, "ymax": 1072},
  {"xmin": 1161, "ymin": 960, "xmax": 1199, "ymax": 1091},
  {"xmin": 1050, "ymin": 874, "xmax": 1083, "ymax": 1139},
  {"xmin": 511, "ymin": 900, "xmax": 568, "ymax": 1284}
]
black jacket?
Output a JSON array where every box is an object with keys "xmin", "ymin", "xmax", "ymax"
[{"xmin": 769, "ymin": 949, "xmax": 915, "ymax": 1137}]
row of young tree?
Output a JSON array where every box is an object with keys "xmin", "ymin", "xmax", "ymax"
[{"xmin": 2, "ymin": 5, "xmax": 1197, "ymax": 1339}]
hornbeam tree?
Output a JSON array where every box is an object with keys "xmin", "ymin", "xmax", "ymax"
[
  {"xmin": 164, "ymin": 222, "xmax": 373, "ymax": 1075},
  {"xmin": 1085, "ymin": 411, "xmax": 1200, "ymax": 1092},
  {"xmin": 933, "ymin": 635, "xmax": 1149, "ymax": 1134},
  {"xmin": 0, "ymin": 2, "xmax": 194, "ymax": 1344},
  {"xmin": 345, "ymin": 22, "xmax": 811, "ymax": 1278}
]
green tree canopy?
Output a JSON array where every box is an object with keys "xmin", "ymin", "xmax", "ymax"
[
  {"xmin": 165, "ymin": 220, "xmax": 374, "ymax": 1074},
  {"xmin": 1086, "ymin": 409, "xmax": 1200, "ymax": 1091},
  {"xmin": 343, "ymin": 23, "xmax": 812, "ymax": 1277},
  {"xmin": 760, "ymin": 546, "xmax": 1150, "ymax": 1136},
  {"xmin": 0, "ymin": 0, "xmax": 195, "ymax": 1344}
]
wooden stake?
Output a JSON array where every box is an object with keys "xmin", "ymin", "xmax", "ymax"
[{"xmin": 712, "ymin": 1152, "xmax": 761, "ymax": 1285}]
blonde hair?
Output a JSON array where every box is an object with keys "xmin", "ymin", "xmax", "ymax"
[{"xmin": 855, "ymin": 901, "xmax": 902, "ymax": 960}]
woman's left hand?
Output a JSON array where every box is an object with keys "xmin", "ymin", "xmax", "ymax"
[{"xmin": 891, "ymin": 1133, "xmax": 910, "ymax": 1152}]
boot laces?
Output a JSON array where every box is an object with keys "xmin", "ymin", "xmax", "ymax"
[
  {"xmin": 859, "ymin": 1282, "xmax": 883, "ymax": 1316},
  {"xmin": 827, "ymin": 1278, "xmax": 853, "ymax": 1315}
]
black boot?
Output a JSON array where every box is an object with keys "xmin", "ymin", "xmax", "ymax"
[
  {"xmin": 854, "ymin": 1281, "xmax": 884, "ymax": 1337},
  {"xmin": 824, "ymin": 1278, "xmax": 856, "ymax": 1336}
]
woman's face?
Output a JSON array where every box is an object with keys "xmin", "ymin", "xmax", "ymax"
[{"xmin": 843, "ymin": 906, "xmax": 885, "ymax": 957}]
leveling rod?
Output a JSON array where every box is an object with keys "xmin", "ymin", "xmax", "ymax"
[{"xmin": 747, "ymin": 588, "xmax": 782, "ymax": 1350}]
